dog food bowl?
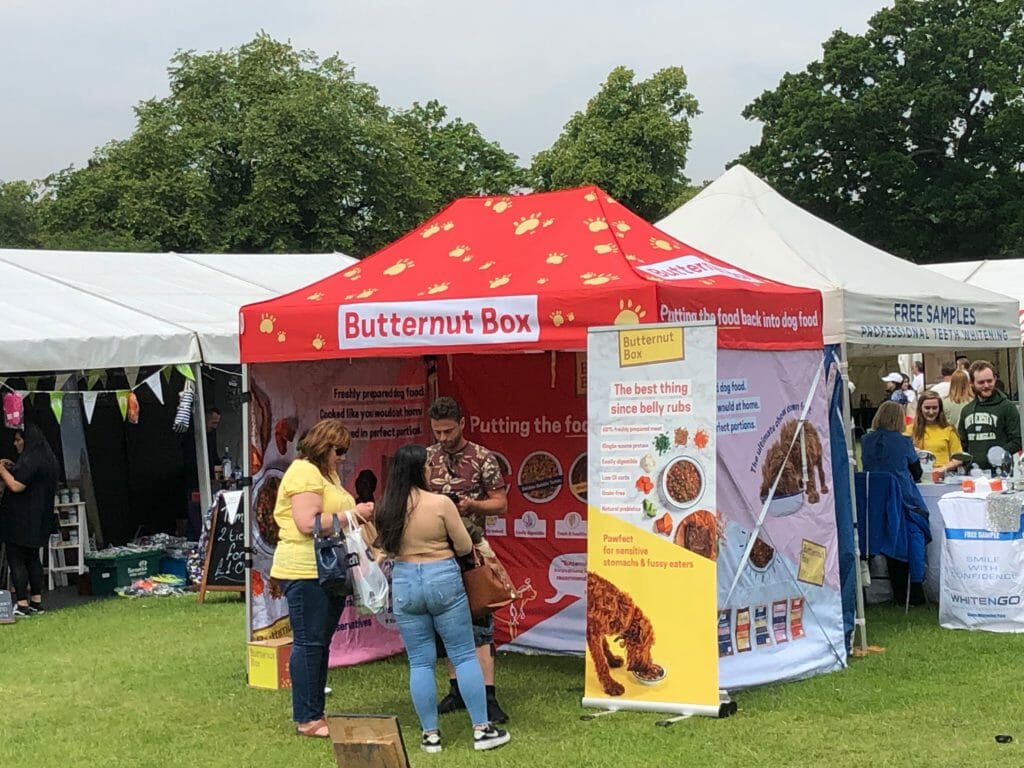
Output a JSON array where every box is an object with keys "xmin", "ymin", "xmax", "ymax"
[
  {"xmin": 761, "ymin": 490, "xmax": 803, "ymax": 518},
  {"xmin": 632, "ymin": 665, "xmax": 667, "ymax": 685}
]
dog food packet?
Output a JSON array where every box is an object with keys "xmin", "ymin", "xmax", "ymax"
[
  {"xmin": 772, "ymin": 600, "xmax": 789, "ymax": 644},
  {"xmin": 735, "ymin": 607, "xmax": 752, "ymax": 652},
  {"xmin": 717, "ymin": 610, "xmax": 733, "ymax": 657},
  {"xmin": 790, "ymin": 597, "xmax": 805, "ymax": 639},
  {"xmin": 754, "ymin": 605, "xmax": 771, "ymax": 647}
]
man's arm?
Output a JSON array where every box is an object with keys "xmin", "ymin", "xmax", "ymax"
[
  {"xmin": 1003, "ymin": 401, "xmax": 1022, "ymax": 455},
  {"xmin": 459, "ymin": 487, "xmax": 507, "ymax": 522}
]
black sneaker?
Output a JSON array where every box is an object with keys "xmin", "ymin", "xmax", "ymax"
[
  {"xmin": 420, "ymin": 731, "xmax": 442, "ymax": 754},
  {"xmin": 12, "ymin": 605, "xmax": 31, "ymax": 618},
  {"xmin": 26, "ymin": 603, "xmax": 45, "ymax": 615},
  {"xmin": 473, "ymin": 725, "xmax": 510, "ymax": 751},
  {"xmin": 437, "ymin": 691, "xmax": 465, "ymax": 714},
  {"xmin": 487, "ymin": 697, "xmax": 509, "ymax": 725}
]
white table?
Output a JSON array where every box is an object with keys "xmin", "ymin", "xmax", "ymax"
[
  {"xmin": 918, "ymin": 482, "xmax": 959, "ymax": 601},
  {"xmin": 936, "ymin": 492, "xmax": 1024, "ymax": 632}
]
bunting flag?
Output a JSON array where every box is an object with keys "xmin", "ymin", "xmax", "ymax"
[
  {"xmin": 24, "ymin": 375, "xmax": 40, "ymax": 393},
  {"xmin": 49, "ymin": 392, "xmax": 64, "ymax": 423},
  {"xmin": 116, "ymin": 390, "xmax": 129, "ymax": 421},
  {"xmin": 175, "ymin": 364, "xmax": 196, "ymax": 382},
  {"xmin": 86, "ymin": 370, "xmax": 104, "ymax": 389},
  {"xmin": 161, "ymin": 366, "xmax": 173, "ymax": 384},
  {"xmin": 54, "ymin": 373, "xmax": 72, "ymax": 392},
  {"xmin": 124, "ymin": 366, "xmax": 140, "ymax": 389},
  {"xmin": 82, "ymin": 392, "xmax": 99, "ymax": 424},
  {"xmin": 144, "ymin": 371, "xmax": 164, "ymax": 404}
]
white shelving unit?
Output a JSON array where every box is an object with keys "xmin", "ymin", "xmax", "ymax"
[{"xmin": 48, "ymin": 500, "xmax": 90, "ymax": 590}]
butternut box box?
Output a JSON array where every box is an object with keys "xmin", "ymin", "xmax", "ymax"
[{"xmin": 247, "ymin": 639, "xmax": 292, "ymax": 689}]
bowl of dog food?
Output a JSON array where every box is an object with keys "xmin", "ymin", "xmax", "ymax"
[{"xmin": 661, "ymin": 456, "xmax": 705, "ymax": 510}]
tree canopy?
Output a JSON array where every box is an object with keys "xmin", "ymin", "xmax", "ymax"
[
  {"xmin": 531, "ymin": 66, "xmax": 700, "ymax": 221},
  {"xmin": 29, "ymin": 35, "xmax": 523, "ymax": 255},
  {"xmin": 738, "ymin": 0, "xmax": 1024, "ymax": 262}
]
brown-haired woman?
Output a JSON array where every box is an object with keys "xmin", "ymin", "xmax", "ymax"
[
  {"xmin": 942, "ymin": 369, "xmax": 973, "ymax": 432},
  {"xmin": 908, "ymin": 391, "xmax": 963, "ymax": 474},
  {"xmin": 270, "ymin": 418, "xmax": 373, "ymax": 738}
]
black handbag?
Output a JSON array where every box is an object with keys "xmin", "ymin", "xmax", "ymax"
[{"xmin": 313, "ymin": 512, "xmax": 357, "ymax": 597}]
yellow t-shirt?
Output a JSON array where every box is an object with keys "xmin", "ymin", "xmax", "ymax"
[
  {"xmin": 270, "ymin": 459, "xmax": 355, "ymax": 580},
  {"xmin": 907, "ymin": 423, "xmax": 963, "ymax": 467}
]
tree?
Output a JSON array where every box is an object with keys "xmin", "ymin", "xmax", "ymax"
[
  {"xmin": 738, "ymin": 0, "xmax": 1024, "ymax": 262},
  {"xmin": 37, "ymin": 35, "xmax": 523, "ymax": 256},
  {"xmin": 0, "ymin": 180, "xmax": 41, "ymax": 248},
  {"xmin": 531, "ymin": 66, "xmax": 700, "ymax": 221},
  {"xmin": 391, "ymin": 100, "xmax": 527, "ymax": 212}
]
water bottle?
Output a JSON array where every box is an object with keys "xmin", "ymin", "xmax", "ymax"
[{"xmin": 221, "ymin": 448, "xmax": 232, "ymax": 481}]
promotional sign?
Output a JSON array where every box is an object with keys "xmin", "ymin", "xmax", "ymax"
[
  {"xmin": 248, "ymin": 359, "xmax": 418, "ymax": 664},
  {"xmin": 584, "ymin": 322, "xmax": 720, "ymax": 715},
  {"xmin": 715, "ymin": 349, "xmax": 846, "ymax": 688},
  {"xmin": 439, "ymin": 352, "xmax": 588, "ymax": 651},
  {"xmin": 939, "ymin": 493, "xmax": 1024, "ymax": 632}
]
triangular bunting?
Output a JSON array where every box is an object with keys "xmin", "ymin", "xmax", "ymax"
[
  {"xmin": 116, "ymin": 390, "xmax": 129, "ymax": 421},
  {"xmin": 24, "ymin": 375, "xmax": 39, "ymax": 392},
  {"xmin": 175, "ymin": 364, "xmax": 196, "ymax": 382},
  {"xmin": 125, "ymin": 366, "xmax": 140, "ymax": 389},
  {"xmin": 161, "ymin": 366, "xmax": 172, "ymax": 383},
  {"xmin": 49, "ymin": 392, "xmax": 64, "ymax": 423},
  {"xmin": 143, "ymin": 372, "xmax": 165, "ymax": 404},
  {"xmin": 86, "ymin": 370, "xmax": 103, "ymax": 389},
  {"xmin": 82, "ymin": 392, "xmax": 99, "ymax": 424},
  {"xmin": 54, "ymin": 373, "xmax": 72, "ymax": 392}
]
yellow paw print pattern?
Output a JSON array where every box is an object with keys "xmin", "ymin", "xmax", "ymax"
[
  {"xmin": 537, "ymin": 277, "xmax": 549, "ymax": 285},
  {"xmin": 312, "ymin": 334, "xmax": 326, "ymax": 351},
  {"xmin": 345, "ymin": 287, "xmax": 379, "ymax": 300},
  {"xmin": 583, "ymin": 217, "xmax": 609, "ymax": 233},
  {"xmin": 383, "ymin": 258, "xmax": 414, "ymax": 276},
  {"xmin": 581, "ymin": 272, "xmax": 619, "ymax": 286},
  {"xmin": 478, "ymin": 260, "xmax": 496, "ymax": 271},
  {"xmin": 489, "ymin": 274, "xmax": 511, "ymax": 289},
  {"xmin": 649, "ymin": 236, "xmax": 675, "ymax": 252},
  {"xmin": 420, "ymin": 221, "xmax": 453, "ymax": 239},
  {"xmin": 277, "ymin": 331, "xmax": 287, "ymax": 343},
  {"xmin": 513, "ymin": 212, "xmax": 554, "ymax": 236},
  {"xmin": 546, "ymin": 252, "xmax": 568, "ymax": 265},
  {"xmin": 594, "ymin": 243, "xmax": 619, "ymax": 255},
  {"xmin": 421, "ymin": 282, "xmax": 450, "ymax": 295},
  {"xmin": 549, "ymin": 310, "xmax": 575, "ymax": 327},
  {"xmin": 612, "ymin": 220, "xmax": 631, "ymax": 237},
  {"xmin": 448, "ymin": 244, "xmax": 471, "ymax": 259},
  {"xmin": 342, "ymin": 267, "xmax": 361, "ymax": 280},
  {"xmin": 485, "ymin": 197, "xmax": 513, "ymax": 214},
  {"xmin": 259, "ymin": 313, "xmax": 276, "ymax": 334},
  {"xmin": 584, "ymin": 191, "xmax": 598, "ymax": 202},
  {"xmin": 613, "ymin": 299, "xmax": 647, "ymax": 325},
  {"xmin": 306, "ymin": 292, "xmax": 325, "ymax": 301}
]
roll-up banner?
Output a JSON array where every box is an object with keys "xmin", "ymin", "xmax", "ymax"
[{"xmin": 584, "ymin": 321, "xmax": 720, "ymax": 716}]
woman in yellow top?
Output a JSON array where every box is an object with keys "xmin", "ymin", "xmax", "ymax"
[
  {"xmin": 908, "ymin": 390, "xmax": 964, "ymax": 473},
  {"xmin": 270, "ymin": 419, "xmax": 373, "ymax": 738}
]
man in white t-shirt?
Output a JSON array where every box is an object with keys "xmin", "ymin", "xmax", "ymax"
[
  {"xmin": 930, "ymin": 361, "xmax": 955, "ymax": 398},
  {"xmin": 911, "ymin": 361, "xmax": 925, "ymax": 393}
]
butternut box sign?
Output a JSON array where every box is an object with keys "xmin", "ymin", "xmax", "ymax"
[{"xmin": 247, "ymin": 638, "xmax": 292, "ymax": 689}]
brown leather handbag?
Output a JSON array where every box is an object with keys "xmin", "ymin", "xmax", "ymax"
[{"xmin": 461, "ymin": 547, "xmax": 517, "ymax": 619}]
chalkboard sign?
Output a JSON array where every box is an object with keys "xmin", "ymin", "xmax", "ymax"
[
  {"xmin": 198, "ymin": 493, "xmax": 246, "ymax": 603},
  {"xmin": 0, "ymin": 588, "xmax": 13, "ymax": 624}
]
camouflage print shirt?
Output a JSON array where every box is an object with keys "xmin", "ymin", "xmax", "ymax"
[{"xmin": 425, "ymin": 440, "xmax": 506, "ymax": 526}]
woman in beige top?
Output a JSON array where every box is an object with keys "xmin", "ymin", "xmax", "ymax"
[{"xmin": 375, "ymin": 444, "xmax": 510, "ymax": 754}]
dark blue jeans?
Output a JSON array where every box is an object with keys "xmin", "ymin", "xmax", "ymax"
[{"xmin": 282, "ymin": 578, "xmax": 347, "ymax": 723}]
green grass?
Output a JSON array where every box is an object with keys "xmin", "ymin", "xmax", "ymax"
[{"xmin": 1, "ymin": 596, "xmax": 1021, "ymax": 767}]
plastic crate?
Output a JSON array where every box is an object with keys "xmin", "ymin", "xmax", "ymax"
[
  {"xmin": 85, "ymin": 550, "xmax": 162, "ymax": 596},
  {"xmin": 158, "ymin": 556, "xmax": 189, "ymax": 583}
]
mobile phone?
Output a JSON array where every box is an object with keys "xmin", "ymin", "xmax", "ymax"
[{"xmin": 444, "ymin": 492, "xmax": 461, "ymax": 505}]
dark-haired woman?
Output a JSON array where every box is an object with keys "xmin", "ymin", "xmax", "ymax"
[
  {"xmin": 375, "ymin": 444, "xmax": 510, "ymax": 753},
  {"xmin": 0, "ymin": 424, "xmax": 60, "ymax": 616},
  {"xmin": 269, "ymin": 418, "xmax": 373, "ymax": 738}
]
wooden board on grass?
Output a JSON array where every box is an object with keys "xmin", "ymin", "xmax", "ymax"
[{"xmin": 327, "ymin": 715, "xmax": 409, "ymax": 768}]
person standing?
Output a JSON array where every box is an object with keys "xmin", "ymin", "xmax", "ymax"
[
  {"xmin": 911, "ymin": 361, "xmax": 925, "ymax": 394},
  {"xmin": 270, "ymin": 418, "xmax": 373, "ymax": 738},
  {"xmin": 907, "ymin": 391, "xmax": 964, "ymax": 474},
  {"xmin": 958, "ymin": 360, "xmax": 1022, "ymax": 469},
  {"xmin": 942, "ymin": 370, "xmax": 973, "ymax": 432},
  {"xmin": 374, "ymin": 444, "xmax": 511, "ymax": 753},
  {"xmin": 0, "ymin": 423, "xmax": 60, "ymax": 617},
  {"xmin": 426, "ymin": 396, "xmax": 510, "ymax": 724},
  {"xmin": 930, "ymin": 362, "xmax": 956, "ymax": 398}
]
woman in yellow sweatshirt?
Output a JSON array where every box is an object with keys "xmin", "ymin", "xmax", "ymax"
[{"xmin": 907, "ymin": 390, "xmax": 964, "ymax": 473}]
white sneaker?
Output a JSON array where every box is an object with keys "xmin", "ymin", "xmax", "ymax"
[
  {"xmin": 420, "ymin": 731, "xmax": 442, "ymax": 753},
  {"xmin": 473, "ymin": 725, "xmax": 510, "ymax": 751}
]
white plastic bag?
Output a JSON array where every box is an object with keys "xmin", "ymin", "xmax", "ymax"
[{"xmin": 345, "ymin": 510, "xmax": 389, "ymax": 615}]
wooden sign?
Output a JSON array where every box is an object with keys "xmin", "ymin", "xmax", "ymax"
[
  {"xmin": 327, "ymin": 715, "xmax": 410, "ymax": 768},
  {"xmin": 197, "ymin": 492, "xmax": 246, "ymax": 603}
]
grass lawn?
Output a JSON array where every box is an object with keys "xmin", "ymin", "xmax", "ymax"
[{"xmin": 1, "ymin": 595, "xmax": 1021, "ymax": 767}]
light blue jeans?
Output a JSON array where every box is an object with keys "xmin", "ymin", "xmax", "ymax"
[{"xmin": 391, "ymin": 558, "xmax": 488, "ymax": 732}]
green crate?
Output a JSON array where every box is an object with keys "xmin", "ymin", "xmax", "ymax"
[{"xmin": 85, "ymin": 550, "xmax": 162, "ymax": 596}]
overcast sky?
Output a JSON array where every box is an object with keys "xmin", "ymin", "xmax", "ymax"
[{"xmin": 0, "ymin": 0, "xmax": 889, "ymax": 185}]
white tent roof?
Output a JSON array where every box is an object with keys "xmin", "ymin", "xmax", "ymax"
[
  {"xmin": 0, "ymin": 250, "xmax": 357, "ymax": 368},
  {"xmin": 925, "ymin": 259, "xmax": 1024, "ymax": 342},
  {"xmin": 656, "ymin": 166, "xmax": 1020, "ymax": 354}
]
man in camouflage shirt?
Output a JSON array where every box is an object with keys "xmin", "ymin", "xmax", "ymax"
[{"xmin": 426, "ymin": 396, "xmax": 509, "ymax": 724}]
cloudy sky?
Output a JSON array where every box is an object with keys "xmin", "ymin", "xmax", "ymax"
[{"xmin": 0, "ymin": 0, "xmax": 889, "ymax": 185}]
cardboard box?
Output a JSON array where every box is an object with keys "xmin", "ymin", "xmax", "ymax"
[
  {"xmin": 327, "ymin": 715, "xmax": 409, "ymax": 768},
  {"xmin": 247, "ymin": 639, "xmax": 292, "ymax": 689}
]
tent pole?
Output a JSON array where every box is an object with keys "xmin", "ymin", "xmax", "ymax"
[
  {"xmin": 840, "ymin": 342, "xmax": 868, "ymax": 654},
  {"xmin": 242, "ymin": 363, "xmax": 252, "ymax": 642},
  {"xmin": 194, "ymin": 365, "xmax": 213, "ymax": 515},
  {"xmin": 1015, "ymin": 347, "xmax": 1024, "ymax": 434}
]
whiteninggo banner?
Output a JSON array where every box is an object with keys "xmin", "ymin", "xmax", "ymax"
[{"xmin": 847, "ymin": 294, "xmax": 1015, "ymax": 349}]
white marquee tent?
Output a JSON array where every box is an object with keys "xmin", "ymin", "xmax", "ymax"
[
  {"xmin": 0, "ymin": 249, "xmax": 357, "ymax": 370},
  {"xmin": 925, "ymin": 260, "xmax": 1024, "ymax": 343}
]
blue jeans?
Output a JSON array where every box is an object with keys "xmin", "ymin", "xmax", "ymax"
[
  {"xmin": 392, "ymin": 558, "xmax": 488, "ymax": 732},
  {"xmin": 282, "ymin": 579, "xmax": 347, "ymax": 723}
]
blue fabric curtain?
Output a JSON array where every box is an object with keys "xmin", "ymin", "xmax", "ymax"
[{"xmin": 826, "ymin": 345, "xmax": 857, "ymax": 650}]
